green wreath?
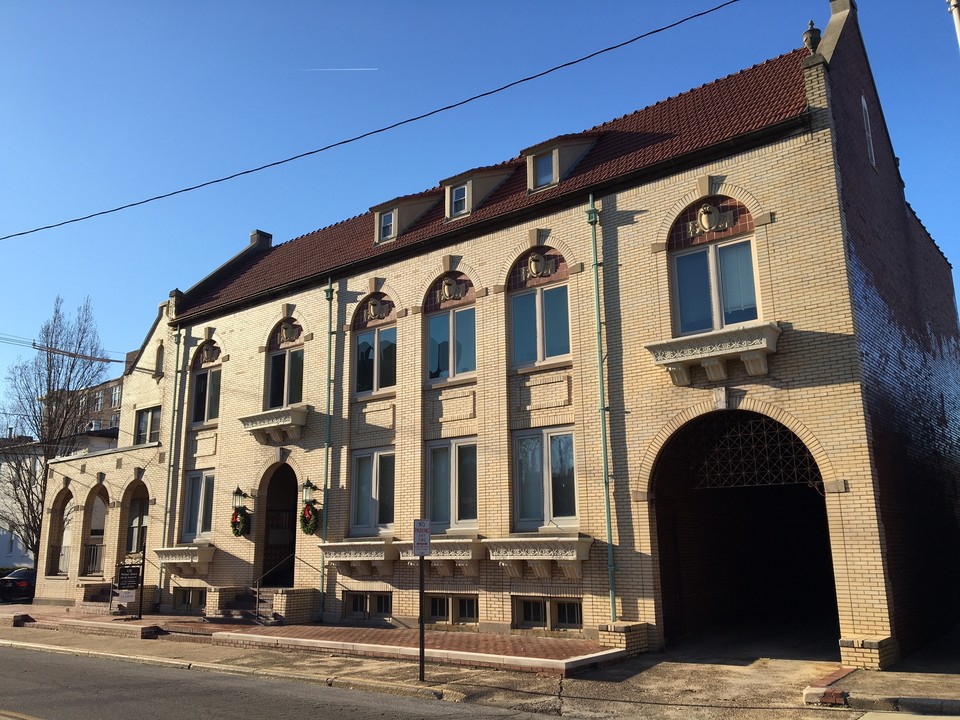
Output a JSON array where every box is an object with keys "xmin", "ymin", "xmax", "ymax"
[
  {"xmin": 230, "ymin": 506, "xmax": 250, "ymax": 537},
  {"xmin": 300, "ymin": 502, "xmax": 319, "ymax": 535}
]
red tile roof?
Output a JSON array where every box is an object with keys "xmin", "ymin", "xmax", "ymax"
[{"xmin": 175, "ymin": 48, "xmax": 809, "ymax": 321}]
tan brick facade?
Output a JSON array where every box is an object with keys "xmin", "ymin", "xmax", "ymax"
[{"xmin": 34, "ymin": 3, "xmax": 960, "ymax": 670}]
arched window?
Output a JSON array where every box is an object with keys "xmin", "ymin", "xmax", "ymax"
[
  {"xmin": 266, "ymin": 319, "xmax": 303, "ymax": 409},
  {"xmin": 126, "ymin": 484, "xmax": 149, "ymax": 554},
  {"xmin": 154, "ymin": 343, "xmax": 165, "ymax": 377},
  {"xmin": 507, "ymin": 247, "xmax": 570, "ymax": 367},
  {"xmin": 353, "ymin": 294, "xmax": 397, "ymax": 394},
  {"xmin": 668, "ymin": 196, "xmax": 758, "ymax": 336},
  {"xmin": 191, "ymin": 341, "xmax": 222, "ymax": 425},
  {"xmin": 424, "ymin": 273, "xmax": 476, "ymax": 381}
]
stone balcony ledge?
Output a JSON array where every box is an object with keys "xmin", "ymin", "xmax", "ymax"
[
  {"xmin": 320, "ymin": 538, "xmax": 399, "ymax": 577},
  {"xmin": 395, "ymin": 537, "xmax": 484, "ymax": 577},
  {"xmin": 482, "ymin": 535, "xmax": 593, "ymax": 580},
  {"xmin": 645, "ymin": 321, "xmax": 782, "ymax": 386},
  {"xmin": 155, "ymin": 544, "xmax": 215, "ymax": 577},
  {"xmin": 238, "ymin": 404, "xmax": 309, "ymax": 445}
]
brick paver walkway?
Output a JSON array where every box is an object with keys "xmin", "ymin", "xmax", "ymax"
[{"xmin": 16, "ymin": 607, "xmax": 606, "ymax": 661}]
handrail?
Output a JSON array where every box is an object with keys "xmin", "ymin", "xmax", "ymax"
[{"xmin": 252, "ymin": 554, "xmax": 324, "ymax": 623}]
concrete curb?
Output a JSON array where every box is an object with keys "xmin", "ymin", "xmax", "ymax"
[
  {"xmin": 0, "ymin": 638, "xmax": 451, "ymax": 701},
  {"xmin": 846, "ymin": 694, "xmax": 960, "ymax": 715}
]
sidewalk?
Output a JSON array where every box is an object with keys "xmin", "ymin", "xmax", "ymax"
[{"xmin": 4, "ymin": 604, "xmax": 960, "ymax": 718}]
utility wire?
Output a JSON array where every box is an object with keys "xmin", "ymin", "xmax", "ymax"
[{"xmin": 0, "ymin": 0, "xmax": 741, "ymax": 242}]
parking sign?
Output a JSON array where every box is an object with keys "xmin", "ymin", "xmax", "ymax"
[{"xmin": 413, "ymin": 519, "xmax": 431, "ymax": 556}]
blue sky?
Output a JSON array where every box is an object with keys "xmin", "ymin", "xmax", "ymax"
[{"xmin": 1, "ymin": 1, "xmax": 957, "ymax": 379}]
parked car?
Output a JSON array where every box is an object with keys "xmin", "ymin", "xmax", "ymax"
[{"xmin": 0, "ymin": 567, "xmax": 36, "ymax": 602}]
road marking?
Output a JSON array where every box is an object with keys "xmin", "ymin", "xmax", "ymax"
[{"xmin": 0, "ymin": 711, "xmax": 45, "ymax": 720}]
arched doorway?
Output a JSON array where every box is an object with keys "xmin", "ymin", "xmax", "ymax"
[
  {"xmin": 260, "ymin": 464, "xmax": 298, "ymax": 587},
  {"xmin": 653, "ymin": 410, "xmax": 839, "ymax": 656}
]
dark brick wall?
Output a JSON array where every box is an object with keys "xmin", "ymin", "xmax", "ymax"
[{"xmin": 828, "ymin": 14, "xmax": 960, "ymax": 655}]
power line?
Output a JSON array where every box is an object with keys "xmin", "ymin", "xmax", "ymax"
[{"xmin": 0, "ymin": 0, "xmax": 741, "ymax": 243}]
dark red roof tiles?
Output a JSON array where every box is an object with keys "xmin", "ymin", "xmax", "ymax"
[{"xmin": 176, "ymin": 48, "xmax": 809, "ymax": 321}]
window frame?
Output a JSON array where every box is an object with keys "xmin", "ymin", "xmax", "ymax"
[
  {"xmin": 861, "ymin": 94, "xmax": 876, "ymax": 168},
  {"xmin": 350, "ymin": 448, "xmax": 396, "ymax": 536},
  {"xmin": 532, "ymin": 150, "xmax": 556, "ymax": 189},
  {"xmin": 191, "ymin": 366, "xmax": 222, "ymax": 425},
  {"xmin": 425, "ymin": 305, "xmax": 476, "ymax": 382},
  {"xmin": 266, "ymin": 338, "xmax": 304, "ymax": 410},
  {"xmin": 509, "ymin": 283, "xmax": 571, "ymax": 368},
  {"xmin": 449, "ymin": 183, "xmax": 469, "ymax": 217},
  {"xmin": 134, "ymin": 406, "xmax": 161, "ymax": 445},
  {"xmin": 377, "ymin": 209, "xmax": 396, "ymax": 243},
  {"xmin": 126, "ymin": 496, "xmax": 148, "ymax": 554},
  {"xmin": 355, "ymin": 325, "xmax": 397, "ymax": 395},
  {"xmin": 426, "ymin": 438, "xmax": 478, "ymax": 532},
  {"xmin": 512, "ymin": 427, "xmax": 577, "ymax": 531},
  {"xmin": 181, "ymin": 471, "xmax": 215, "ymax": 543},
  {"xmin": 110, "ymin": 385, "xmax": 121, "ymax": 408},
  {"xmin": 91, "ymin": 392, "xmax": 103, "ymax": 413},
  {"xmin": 670, "ymin": 236, "xmax": 759, "ymax": 337}
]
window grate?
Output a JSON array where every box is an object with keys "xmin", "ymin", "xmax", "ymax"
[{"xmin": 694, "ymin": 412, "xmax": 821, "ymax": 489}]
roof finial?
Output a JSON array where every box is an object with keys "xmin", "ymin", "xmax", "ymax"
[{"xmin": 803, "ymin": 20, "xmax": 822, "ymax": 54}]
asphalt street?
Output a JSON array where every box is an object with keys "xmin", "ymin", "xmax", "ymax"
[{"xmin": 0, "ymin": 647, "xmax": 544, "ymax": 720}]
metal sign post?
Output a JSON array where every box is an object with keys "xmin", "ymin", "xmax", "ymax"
[{"xmin": 413, "ymin": 519, "xmax": 431, "ymax": 682}]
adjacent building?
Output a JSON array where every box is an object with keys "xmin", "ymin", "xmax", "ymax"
[{"xmin": 33, "ymin": 1, "xmax": 960, "ymax": 669}]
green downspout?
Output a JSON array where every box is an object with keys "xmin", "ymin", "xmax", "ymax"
[
  {"xmin": 319, "ymin": 278, "xmax": 334, "ymax": 620},
  {"xmin": 160, "ymin": 329, "xmax": 183, "ymax": 599},
  {"xmin": 587, "ymin": 194, "xmax": 617, "ymax": 623}
]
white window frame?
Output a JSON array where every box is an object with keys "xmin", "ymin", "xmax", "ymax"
[
  {"xmin": 449, "ymin": 183, "xmax": 469, "ymax": 217},
  {"xmin": 512, "ymin": 428, "xmax": 577, "ymax": 531},
  {"xmin": 670, "ymin": 236, "xmax": 759, "ymax": 337},
  {"xmin": 110, "ymin": 385, "xmax": 121, "ymax": 408},
  {"xmin": 354, "ymin": 325, "xmax": 397, "ymax": 395},
  {"xmin": 425, "ymin": 305, "xmax": 476, "ymax": 382},
  {"xmin": 509, "ymin": 283, "xmax": 571, "ymax": 367},
  {"xmin": 134, "ymin": 406, "xmax": 161, "ymax": 445},
  {"xmin": 531, "ymin": 150, "xmax": 556, "ymax": 189},
  {"xmin": 426, "ymin": 438, "xmax": 478, "ymax": 532},
  {"xmin": 267, "ymin": 346, "xmax": 303, "ymax": 409},
  {"xmin": 181, "ymin": 471, "xmax": 214, "ymax": 542},
  {"xmin": 350, "ymin": 448, "xmax": 396, "ymax": 536},
  {"xmin": 191, "ymin": 366, "xmax": 222, "ymax": 425},
  {"xmin": 91, "ymin": 392, "xmax": 103, "ymax": 412},
  {"xmin": 377, "ymin": 209, "xmax": 396, "ymax": 243}
]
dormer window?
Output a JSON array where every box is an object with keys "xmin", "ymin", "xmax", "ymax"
[
  {"xmin": 378, "ymin": 210, "xmax": 396, "ymax": 243},
  {"xmin": 451, "ymin": 184, "xmax": 468, "ymax": 216},
  {"xmin": 533, "ymin": 152, "xmax": 555, "ymax": 189}
]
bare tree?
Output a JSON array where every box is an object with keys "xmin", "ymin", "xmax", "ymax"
[{"xmin": 0, "ymin": 296, "xmax": 107, "ymax": 567}]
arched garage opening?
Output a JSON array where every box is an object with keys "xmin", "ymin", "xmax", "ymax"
[{"xmin": 653, "ymin": 410, "xmax": 839, "ymax": 657}]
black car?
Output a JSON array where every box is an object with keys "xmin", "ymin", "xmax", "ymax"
[{"xmin": 0, "ymin": 568, "xmax": 36, "ymax": 602}]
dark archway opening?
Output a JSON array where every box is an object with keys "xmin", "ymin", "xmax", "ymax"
[
  {"xmin": 261, "ymin": 464, "xmax": 298, "ymax": 587},
  {"xmin": 654, "ymin": 410, "xmax": 839, "ymax": 659}
]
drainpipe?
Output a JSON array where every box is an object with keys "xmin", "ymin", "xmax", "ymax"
[
  {"xmin": 587, "ymin": 194, "xmax": 617, "ymax": 623},
  {"xmin": 319, "ymin": 278, "xmax": 334, "ymax": 620},
  {"xmin": 160, "ymin": 329, "xmax": 183, "ymax": 596}
]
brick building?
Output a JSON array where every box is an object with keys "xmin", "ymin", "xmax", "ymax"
[{"xmin": 33, "ymin": 1, "xmax": 960, "ymax": 668}]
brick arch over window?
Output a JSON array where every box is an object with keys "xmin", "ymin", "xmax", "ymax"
[
  {"xmin": 413, "ymin": 260, "xmax": 481, "ymax": 306},
  {"xmin": 191, "ymin": 339, "xmax": 222, "ymax": 370},
  {"xmin": 657, "ymin": 183, "xmax": 765, "ymax": 244},
  {"xmin": 636, "ymin": 398, "xmax": 836, "ymax": 496},
  {"xmin": 506, "ymin": 246, "xmax": 569, "ymax": 291},
  {"xmin": 667, "ymin": 195, "xmax": 755, "ymax": 252},
  {"xmin": 351, "ymin": 293, "xmax": 397, "ymax": 331},
  {"xmin": 499, "ymin": 236, "xmax": 578, "ymax": 286}
]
